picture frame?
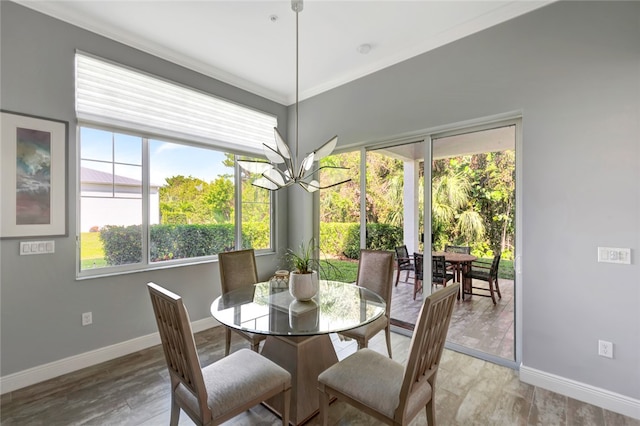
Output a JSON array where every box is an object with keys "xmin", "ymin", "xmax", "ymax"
[{"xmin": 1, "ymin": 111, "xmax": 68, "ymax": 239}]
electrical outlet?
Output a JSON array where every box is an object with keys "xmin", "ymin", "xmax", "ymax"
[
  {"xmin": 598, "ymin": 340, "xmax": 613, "ymax": 359},
  {"xmin": 82, "ymin": 312, "xmax": 93, "ymax": 326}
]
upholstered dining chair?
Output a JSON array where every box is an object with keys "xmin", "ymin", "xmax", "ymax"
[
  {"xmin": 147, "ymin": 282, "xmax": 291, "ymax": 426},
  {"xmin": 432, "ymin": 255, "xmax": 455, "ymax": 288},
  {"xmin": 218, "ymin": 249, "xmax": 266, "ymax": 355},
  {"xmin": 463, "ymin": 252, "xmax": 502, "ymax": 304},
  {"xmin": 394, "ymin": 245, "xmax": 414, "ymax": 286},
  {"xmin": 339, "ymin": 249, "xmax": 395, "ymax": 358},
  {"xmin": 318, "ymin": 283, "xmax": 460, "ymax": 426}
]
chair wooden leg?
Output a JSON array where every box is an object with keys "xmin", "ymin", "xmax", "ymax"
[
  {"xmin": 425, "ymin": 399, "xmax": 435, "ymax": 426},
  {"xmin": 395, "ymin": 267, "xmax": 400, "ymax": 286},
  {"xmin": 282, "ymin": 387, "xmax": 291, "ymax": 426},
  {"xmin": 224, "ymin": 328, "xmax": 232, "ymax": 356},
  {"xmin": 385, "ymin": 325, "xmax": 393, "ymax": 358},
  {"xmin": 251, "ymin": 340, "xmax": 260, "ymax": 352},
  {"xmin": 170, "ymin": 394, "xmax": 180, "ymax": 426},
  {"xmin": 319, "ymin": 386, "xmax": 330, "ymax": 426},
  {"xmin": 488, "ymin": 278, "xmax": 497, "ymax": 304},
  {"xmin": 413, "ymin": 278, "xmax": 422, "ymax": 300},
  {"xmin": 495, "ymin": 278, "xmax": 502, "ymax": 299}
]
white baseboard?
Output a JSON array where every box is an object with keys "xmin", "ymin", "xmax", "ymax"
[
  {"xmin": 0, "ymin": 317, "xmax": 220, "ymax": 395},
  {"xmin": 520, "ymin": 364, "xmax": 640, "ymax": 420}
]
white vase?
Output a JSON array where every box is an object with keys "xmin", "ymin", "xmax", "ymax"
[
  {"xmin": 288, "ymin": 299, "xmax": 319, "ymax": 332},
  {"xmin": 289, "ymin": 270, "xmax": 319, "ymax": 301}
]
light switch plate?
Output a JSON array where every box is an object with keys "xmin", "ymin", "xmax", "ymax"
[
  {"xmin": 20, "ymin": 241, "xmax": 55, "ymax": 255},
  {"xmin": 597, "ymin": 247, "xmax": 631, "ymax": 264}
]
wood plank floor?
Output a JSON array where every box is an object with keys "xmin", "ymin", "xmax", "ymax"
[{"xmin": 2, "ymin": 326, "xmax": 638, "ymax": 426}]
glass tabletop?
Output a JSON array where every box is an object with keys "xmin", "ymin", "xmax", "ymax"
[{"xmin": 210, "ymin": 280, "xmax": 386, "ymax": 336}]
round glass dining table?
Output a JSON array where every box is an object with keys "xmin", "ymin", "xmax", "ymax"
[
  {"xmin": 210, "ymin": 279, "xmax": 386, "ymax": 425},
  {"xmin": 211, "ymin": 279, "xmax": 385, "ymax": 336}
]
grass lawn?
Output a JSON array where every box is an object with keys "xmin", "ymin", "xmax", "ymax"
[
  {"xmin": 320, "ymin": 257, "xmax": 514, "ymax": 283},
  {"xmin": 79, "ymin": 233, "xmax": 515, "ymax": 281},
  {"xmin": 320, "ymin": 259, "xmax": 358, "ymax": 282},
  {"xmin": 80, "ymin": 232, "xmax": 107, "ymax": 268}
]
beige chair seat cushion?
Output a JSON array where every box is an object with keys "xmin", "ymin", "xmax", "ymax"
[
  {"xmin": 339, "ymin": 314, "xmax": 387, "ymax": 340},
  {"xmin": 176, "ymin": 348, "xmax": 290, "ymax": 420},
  {"xmin": 319, "ymin": 348, "xmax": 433, "ymax": 419}
]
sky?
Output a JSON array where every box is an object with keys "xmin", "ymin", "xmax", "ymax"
[{"xmin": 81, "ymin": 127, "xmax": 232, "ymax": 185}]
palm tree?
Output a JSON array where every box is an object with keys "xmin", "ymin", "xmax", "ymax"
[{"xmin": 431, "ymin": 170, "xmax": 484, "ymax": 248}]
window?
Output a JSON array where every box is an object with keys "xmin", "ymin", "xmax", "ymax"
[{"xmin": 76, "ymin": 53, "xmax": 276, "ymax": 277}]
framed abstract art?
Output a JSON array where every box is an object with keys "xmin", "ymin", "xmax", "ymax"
[{"xmin": 1, "ymin": 111, "xmax": 68, "ymax": 238}]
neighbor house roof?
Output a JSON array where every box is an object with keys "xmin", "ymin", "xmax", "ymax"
[{"xmin": 81, "ymin": 167, "xmax": 160, "ymax": 188}]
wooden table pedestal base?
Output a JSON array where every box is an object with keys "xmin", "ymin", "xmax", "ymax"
[{"xmin": 260, "ymin": 334, "xmax": 339, "ymax": 426}]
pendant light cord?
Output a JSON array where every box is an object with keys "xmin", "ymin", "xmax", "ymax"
[{"xmin": 295, "ymin": 3, "xmax": 300, "ymax": 164}]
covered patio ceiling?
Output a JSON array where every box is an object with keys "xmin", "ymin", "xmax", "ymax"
[{"xmin": 377, "ymin": 126, "xmax": 515, "ymax": 162}]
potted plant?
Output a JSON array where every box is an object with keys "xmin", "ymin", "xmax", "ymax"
[{"xmin": 286, "ymin": 238, "xmax": 320, "ymax": 301}]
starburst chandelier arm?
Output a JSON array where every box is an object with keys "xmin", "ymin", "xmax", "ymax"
[
  {"xmin": 237, "ymin": 159, "xmax": 273, "ymax": 174},
  {"xmin": 301, "ymin": 164, "xmax": 351, "ymax": 178},
  {"xmin": 263, "ymin": 142, "xmax": 287, "ymax": 164},
  {"xmin": 315, "ymin": 178, "xmax": 352, "ymax": 190},
  {"xmin": 273, "ymin": 127, "xmax": 292, "ymax": 160},
  {"xmin": 297, "ymin": 152, "xmax": 314, "ymax": 179},
  {"xmin": 313, "ymin": 135, "xmax": 339, "ymax": 160},
  {"xmin": 252, "ymin": 177, "xmax": 281, "ymax": 191},
  {"xmin": 299, "ymin": 165, "xmax": 352, "ymax": 191},
  {"xmin": 299, "ymin": 176, "xmax": 352, "ymax": 191}
]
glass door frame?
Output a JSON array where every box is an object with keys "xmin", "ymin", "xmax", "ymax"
[{"xmin": 356, "ymin": 114, "xmax": 522, "ymax": 370}]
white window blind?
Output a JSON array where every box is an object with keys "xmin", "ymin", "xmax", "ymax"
[{"xmin": 75, "ymin": 52, "xmax": 276, "ymax": 154}]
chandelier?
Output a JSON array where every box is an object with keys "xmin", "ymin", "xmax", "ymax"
[{"xmin": 237, "ymin": 0, "xmax": 351, "ymax": 192}]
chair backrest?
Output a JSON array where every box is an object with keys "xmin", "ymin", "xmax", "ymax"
[
  {"xmin": 218, "ymin": 249, "xmax": 258, "ymax": 294},
  {"xmin": 490, "ymin": 252, "xmax": 502, "ymax": 279},
  {"xmin": 431, "ymin": 255, "xmax": 447, "ymax": 277},
  {"xmin": 396, "ymin": 282, "xmax": 460, "ymax": 420},
  {"xmin": 357, "ymin": 249, "xmax": 395, "ymax": 314},
  {"xmin": 445, "ymin": 245, "xmax": 471, "ymax": 254},
  {"xmin": 395, "ymin": 245, "xmax": 411, "ymax": 267},
  {"xmin": 147, "ymin": 282, "xmax": 211, "ymax": 420},
  {"xmin": 413, "ymin": 253, "xmax": 424, "ymax": 280}
]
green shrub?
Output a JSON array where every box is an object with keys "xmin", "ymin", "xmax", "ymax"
[
  {"xmin": 102, "ymin": 223, "xmax": 249, "ymax": 265},
  {"xmin": 242, "ymin": 221, "xmax": 270, "ymax": 249},
  {"xmin": 342, "ymin": 223, "xmax": 403, "ymax": 259},
  {"xmin": 320, "ymin": 223, "xmax": 356, "ymax": 255},
  {"xmin": 100, "ymin": 225, "xmax": 143, "ymax": 265}
]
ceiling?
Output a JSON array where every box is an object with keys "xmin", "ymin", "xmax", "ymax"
[
  {"xmin": 16, "ymin": 0, "xmax": 552, "ymax": 106},
  {"xmin": 376, "ymin": 125, "xmax": 516, "ymax": 161}
]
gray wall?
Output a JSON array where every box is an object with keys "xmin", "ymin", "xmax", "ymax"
[
  {"xmin": 1, "ymin": 0, "xmax": 638, "ymax": 404},
  {"xmin": 290, "ymin": 1, "xmax": 639, "ymax": 399},
  {"xmin": 0, "ymin": 1, "xmax": 288, "ymax": 376}
]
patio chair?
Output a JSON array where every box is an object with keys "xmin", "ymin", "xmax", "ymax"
[
  {"xmin": 218, "ymin": 249, "xmax": 266, "ymax": 355},
  {"xmin": 318, "ymin": 283, "xmax": 460, "ymax": 426},
  {"xmin": 394, "ymin": 245, "xmax": 414, "ymax": 286},
  {"xmin": 412, "ymin": 253, "xmax": 424, "ymax": 300},
  {"xmin": 432, "ymin": 255, "xmax": 455, "ymax": 288},
  {"xmin": 444, "ymin": 245, "xmax": 471, "ymax": 254},
  {"xmin": 462, "ymin": 252, "xmax": 502, "ymax": 304},
  {"xmin": 444, "ymin": 245, "xmax": 471, "ymax": 273},
  {"xmin": 339, "ymin": 249, "xmax": 395, "ymax": 358},
  {"xmin": 147, "ymin": 282, "xmax": 291, "ymax": 426}
]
